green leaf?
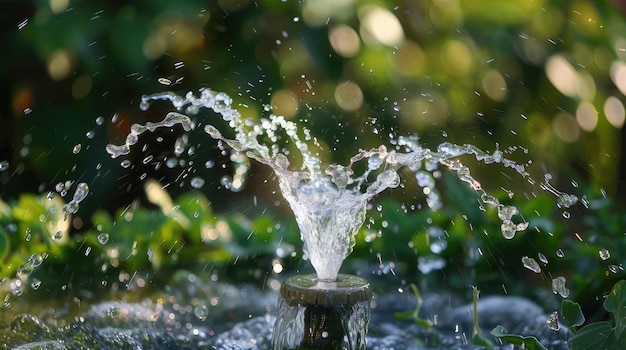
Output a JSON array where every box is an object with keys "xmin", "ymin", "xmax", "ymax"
[
  {"xmin": 490, "ymin": 325, "xmax": 547, "ymax": 350},
  {"xmin": 562, "ymin": 300, "xmax": 586, "ymax": 331},
  {"xmin": 568, "ymin": 322, "xmax": 616, "ymax": 350},
  {"xmin": 604, "ymin": 280, "xmax": 626, "ymax": 313},
  {"xmin": 604, "ymin": 280, "xmax": 626, "ymax": 339}
]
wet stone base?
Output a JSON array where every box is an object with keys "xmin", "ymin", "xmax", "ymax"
[{"xmin": 1, "ymin": 282, "xmax": 569, "ymax": 350}]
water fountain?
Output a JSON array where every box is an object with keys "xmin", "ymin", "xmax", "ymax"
[
  {"xmin": 7, "ymin": 2, "xmax": 623, "ymax": 348},
  {"xmin": 105, "ymin": 88, "xmax": 578, "ymax": 349}
]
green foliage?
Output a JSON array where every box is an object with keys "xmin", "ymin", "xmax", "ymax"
[
  {"xmin": 394, "ymin": 284, "xmax": 433, "ymax": 330},
  {"xmin": 569, "ymin": 322, "xmax": 617, "ymax": 350},
  {"xmin": 565, "ymin": 280, "xmax": 626, "ymax": 350},
  {"xmin": 562, "ymin": 299, "xmax": 586, "ymax": 330},
  {"xmin": 0, "ymin": 186, "xmax": 297, "ymax": 296},
  {"xmin": 394, "ymin": 283, "xmax": 441, "ymax": 347},
  {"xmin": 489, "ymin": 325, "xmax": 547, "ymax": 350},
  {"xmin": 0, "ymin": 193, "xmax": 68, "ymax": 278}
]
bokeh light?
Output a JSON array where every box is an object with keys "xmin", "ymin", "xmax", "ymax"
[
  {"xmin": 328, "ymin": 25, "xmax": 361, "ymax": 58},
  {"xmin": 482, "ymin": 70, "xmax": 507, "ymax": 102},
  {"xmin": 545, "ymin": 55, "xmax": 578, "ymax": 98},
  {"xmin": 46, "ymin": 49, "xmax": 72, "ymax": 81},
  {"xmin": 604, "ymin": 96, "xmax": 626, "ymax": 128},
  {"xmin": 359, "ymin": 5, "xmax": 404, "ymax": 47},
  {"xmin": 575, "ymin": 101, "xmax": 598, "ymax": 132},
  {"xmin": 271, "ymin": 90, "xmax": 299, "ymax": 118},
  {"xmin": 552, "ymin": 112, "xmax": 580, "ymax": 143},
  {"xmin": 334, "ymin": 81, "xmax": 363, "ymax": 111}
]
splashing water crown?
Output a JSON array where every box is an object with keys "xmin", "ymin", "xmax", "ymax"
[{"xmin": 107, "ymin": 88, "xmax": 578, "ymax": 282}]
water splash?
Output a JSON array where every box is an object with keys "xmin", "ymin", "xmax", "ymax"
[
  {"xmin": 107, "ymin": 88, "xmax": 578, "ymax": 282},
  {"xmin": 522, "ymin": 256, "xmax": 541, "ymax": 274},
  {"xmin": 552, "ymin": 276, "xmax": 570, "ymax": 298},
  {"xmin": 62, "ymin": 182, "xmax": 89, "ymax": 216}
]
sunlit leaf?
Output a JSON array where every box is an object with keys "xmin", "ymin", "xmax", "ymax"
[
  {"xmin": 11, "ymin": 194, "xmax": 47, "ymax": 225},
  {"xmin": 0, "ymin": 229, "xmax": 8, "ymax": 261}
]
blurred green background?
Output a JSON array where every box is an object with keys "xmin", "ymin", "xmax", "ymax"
[
  {"xmin": 2, "ymin": 0, "xmax": 626, "ymax": 212},
  {"xmin": 1, "ymin": 0, "xmax": 626, "ymax": 326}
]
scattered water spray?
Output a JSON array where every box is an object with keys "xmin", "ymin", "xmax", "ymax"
[{"xmin": 107, "ymin": 88, "xmax": 578, "ymax": 282}]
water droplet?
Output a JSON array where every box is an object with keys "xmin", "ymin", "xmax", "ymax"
[
  {"xmin": 220, "ymin": 175, "xmax": 232, "ymax": 189},
  {"xmin": 97, "ymin": 233, "xmax": 109, "ymax": 245},
  {"xmin": 194, "ymin": 304, "xmax": 209, "ymax": 321},
  {"xmin": 96, "ymin": 116, "xmax": 105, "ymax": 125},
  {"xmin": 120, "ymin": 159, "xmax": 132, "ymax": 168},
  {"xmin": 16, "ymin": 263, "xmax": 34, "ymax": 278},
  {"xmin": 599, "ymin": 249, "xmax": 610, "ymax": 260},
  {"xmin": 10, "ymin": 282, "xmax": 23, "ymax": 296},
  {"xmin": 29, "ymin": 254, "xmax": 43, "ymax": 267},
  {"xmin": 538, "ymin": 253, "xmax": 548, "ymax": 265},
  {"xmin": 53, "ymin": 231, "xmax": 63, "ymax": 241},
  {"xmin": 522, "ymin": 256, "xmax": 541, "ymax": 273},
  {"xmin": 0, "ymin": 160, "xmax": 9, "ymax": 172},
  {"xmin": 501, "ymin": 221, "xmax": 517, "ymax": 239},
  {"xmin": 204, "ymin": 160, "xmax": 215, "ymax": 168},
  {"xmin": 86, "ymin": 130, "xmax": 96, "ymax": 139},
  {"xmin": 190, "ymin": 177, "xmax": 205, "ymax": 189},
  {"xmin": 552, "ymin": 276, "xmax": 569, "ymax": 298},
  {"xmin": 73, "ymin": 144, "xmax": 82, "ymax": 154},
  {"xmin": 546, "ymin": 311, "xmax": 560, "ymax": 331},
  {"xmin": 166, "ymin": 158, "xmax": 178, "ymax": 168},
  {"xmin": 429, "ymin": 240, "xmax": 447, "ymax": 254},
  {"xmin": 142, "ymin": 155, "xmax": 154, "ymax": 164},
  {"xmin": 608, "ymin": 265, "xmax": 620, "ymax": 273},
  {"xmin": 158, "ymin": 77, "xmax": 172, "ymax": 86},
  {"xmin": 556, "ymin": 248, "xmax": 564, "ymax": 258},
  {"xmin": 31, "ymin": 279, "xmax": 41, "ymax": 290}
]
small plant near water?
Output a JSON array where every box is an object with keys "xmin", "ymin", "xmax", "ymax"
[
  {"xmin": 0, "ymin": 182, "xmax": 297, "ymax": 296},
  {"xmin": 394, "ymin": 283, "xmax": 440, "ymax": 346},
  {"xmin": 563, "ymin": 280, "xmax": 626, "ymax": 350}
]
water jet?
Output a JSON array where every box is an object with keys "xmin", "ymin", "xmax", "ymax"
[{"xmin": 106, "ymin": 88, "xmax": 577, "ymax": 349}]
